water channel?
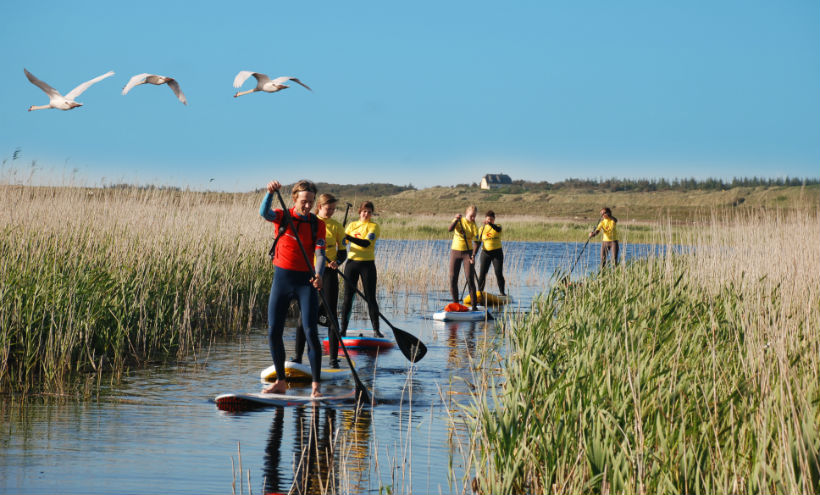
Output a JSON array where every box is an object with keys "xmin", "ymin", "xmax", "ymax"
[{"xmin": 1, "ymin": 240, "xmax": 664, "ymax": 494}]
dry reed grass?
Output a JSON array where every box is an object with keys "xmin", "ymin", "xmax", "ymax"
[{"xmin": 460, "ymin": 205, "xmax": 820, "ymax": 494}]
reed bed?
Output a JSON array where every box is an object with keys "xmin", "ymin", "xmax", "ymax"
[
  {"xmin": 461, "ymin": 206, "xmax": 820, "ymax": 494},
  {"xmin": 0, "ymin": 185, "xmax": 272, "ymax": 393}
]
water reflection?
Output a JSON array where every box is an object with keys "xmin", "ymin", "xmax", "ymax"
[{"xmin": 262, "ymin": 405, "xmax": 373, "ymax": 495}]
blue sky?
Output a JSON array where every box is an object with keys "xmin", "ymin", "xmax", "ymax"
[{"xmin": 1, "ymin": 0, "xmax": 817, "ymax": 191}]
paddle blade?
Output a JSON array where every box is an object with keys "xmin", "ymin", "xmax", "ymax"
[{"xmin": 391, "ymin": 326, "xmax": 427, "ymax": 362}]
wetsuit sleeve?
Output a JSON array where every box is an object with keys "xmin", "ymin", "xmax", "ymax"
[
  {"xmin": 489, "ymin": 223, "xmax": 502, "ymax": 232},
  {"xmin": 345, "ymin": 235, "xmax": 370, "ymax": 247},
  {"xmin": 314, "ymin": 248, "xmax": 326, "ymax": 276},
  {"xmin": 259, "ymin": 192, "xmax": 281, "ymax": 222},
  {"xmin": 336, "ymin": 249, "xmax": 347, "ymax": 263}
]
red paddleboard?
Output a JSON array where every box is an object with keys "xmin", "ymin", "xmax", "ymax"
[{"xmin": 322, "ymin": 329, "xmax": 395, "ymax": 351}]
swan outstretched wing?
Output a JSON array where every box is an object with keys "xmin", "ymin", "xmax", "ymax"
[
  {"xmin": 122, "ymin": 73, "xmax": 151, "ymax": 95},
  {"xmin": 65, "ymin": 71, "xmax": 115, "ymax": 100},
  {"xmin": 166, "ymin": 79, "xmax": 187, "ymax": 105},
  {"xmin": 233, "ymin": 71, "xmax": 262, "ymax": 88},
  {"xmin": 24, "ymin": 69, "xmax": 61, "ymax": 98},
  {"xmin": 273, "ymin": 76, "xmax": 312, "ymax": 91}
]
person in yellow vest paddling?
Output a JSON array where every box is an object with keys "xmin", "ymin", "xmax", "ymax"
[
  {"xmin": 340, "ymin": 201, "xmax": 384, "ymax": 338},
  {"xmin": 475, "ymin": 210, "xmax": 506, "ymax": 297},
  {"xmin": 589, "ymin": 207, "xmax": 619, "ymax": 267},
  {"xmin": 448, "ymin": 205, "xmax": 480, "ymax": 311}
]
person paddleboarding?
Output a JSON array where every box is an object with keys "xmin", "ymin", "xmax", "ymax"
[
  {"xmin": 259, "ymin": 180, "xmax": 327, "ymax": 398},
  {"xmin": 589, "ymin": 207, "xmax": 619, "ymax": 267}
]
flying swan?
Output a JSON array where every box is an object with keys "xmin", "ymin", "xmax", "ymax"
[
  {"xmin": 122, "ymin": 73, "xmax": 187, "ymax": 105},
  {"xmin": 233, "ymin": 71, "xmax": 312, "ymax": 98},
  {"xmin": 24, "ymin": 68, "xmax": 114, "ymax": 111}
]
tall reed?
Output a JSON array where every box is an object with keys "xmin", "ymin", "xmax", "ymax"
[
  {"xmin": 0, "ymin": 186, "xmax": 271, "ymax": 393},
  {"xmin": 461, "ymin": 206, "xmax": 819, "ymax": 494}
]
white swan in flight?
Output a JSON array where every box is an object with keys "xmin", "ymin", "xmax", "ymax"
[
  {"xmin": 122, "ymin": 73, "xmax": 187, "ymax": 105},
  {"xmin": 232, "ymin": 71, "xmax": 312, "ymax": 98},
  {"xmin": 24, "ymin": 68, "xmax": 114, "ymax": 111}
]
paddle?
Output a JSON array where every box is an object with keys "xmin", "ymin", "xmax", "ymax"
[
  {"xmin": 273, "ymin": 189, "xmax": 371, "ymax": 403},
  {"xmin": 564, "ymin": 214, "xmax": 603, "ymax": 283},
  {"xmin": 341, "ymin": 202, "xmax": 353, "ymax": 227},
  {"xmin": 335, "ymin": 267, "xmax": 427, "ymax": 362}
]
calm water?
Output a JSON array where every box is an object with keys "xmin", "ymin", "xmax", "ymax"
[{"xmin": 0, "ymin": 240, "xmax": 664, "ymax": 494}]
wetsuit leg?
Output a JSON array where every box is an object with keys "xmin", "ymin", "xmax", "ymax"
[
  {"xmin": 291, "ymin": 301, "xmax": 306, "ymax": 363},
  {"xmin": 613, "ymin": 241, "xmax": 620, "ymax": 266},
  {"xmin": 268, "ymin": 267, "xmax": 294, "ymax": 381},
  {"xmin": 477, "ymin": 250, "xmax": 492, "ymax": 293},
  {"xmin": 462, "ymin": 252, "xmax": 478, "ymax": 309},
  {"xmin": 359, "ymin": 260, "xmax": 380, "ymax": 334},
  {"xmin": 296, "ymin": 280, "xmax": 321, "ymax": 382},
  {"xmin": 448, "ymin": 250, "xmax": 463, "ymax": 303},
  {"xmin": 340, "ymin": 261, "xmax": 360, "ymax": 335},
  {"xmin": 491, "ymin": 249, "xmax": 505, "ymax": 295},
  {"xmin": 324, "ymin": 268, "xmax": 341, "ymax": 364}
]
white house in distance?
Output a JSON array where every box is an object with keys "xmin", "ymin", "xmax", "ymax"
[{"xmin": 480, "ymin": 173, "xmax": 512, "ymax": 190}]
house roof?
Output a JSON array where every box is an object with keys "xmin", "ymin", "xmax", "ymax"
[{"xmin": 482, "ymin": 174, "xmax": 512, "ymax": 184}]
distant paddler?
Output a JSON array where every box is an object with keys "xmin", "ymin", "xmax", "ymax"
[
  {"xmin": 589, "ymin": 207, "xmax": 619, "ymax": 267},
  {"xmin": 448, "ymin": 205, "xmax": 480, "ymax": 311},
  {"xmin": 260, "ymin": 180, "xmax": 327, "ymax": 398},
  {"xmin": 475, "ymin": 209, "xmax": 506, "ymax": 297},
  {"xmin": 340, "ymin": 201, "xmax": 384, "ymax": 338}
]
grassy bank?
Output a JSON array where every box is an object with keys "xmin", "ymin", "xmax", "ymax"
[{"xmin": 462, "ymin": 207, "xmax": 819, "ymax": 493}]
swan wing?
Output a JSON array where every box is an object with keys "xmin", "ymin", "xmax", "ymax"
[
  {"xmin": 166, "ymin": 79, "xmax": 187, "ymax": 105},
  {"xmin": 233, "ymin": 70, "xmax": 258, "ymax": 88},
  {"xmin": 289, "ymin": 77, "xmax": 312, "ymax": 91},
  {"xmin": 65, "ymin": 71, "xmax": 115, "ymax": 100},
  {"xmin": 24, "ymin": 69, "xmax": 61, "ymax": 98},
  {"xmin": 272, "ymin": 77, "xmax": 312, "ymax": 91},
  {"xmin": 122, "ymin": 73, "xmax": 151, "ymax": 95}
]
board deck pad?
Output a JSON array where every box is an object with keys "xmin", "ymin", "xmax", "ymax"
[
  {"xmin": 215, "ymin": 390, "xmax": 357, "ymax": 411},
  {"xmin": 260, "ymin": 361, "xmax": 353, "ymax": 382},
  {"xmin": 433, "ymin": 306, "xmax": 493, "ymax": 321},
  {"xmin": 322, "ymin": 329, "xmax": 395, "ymax": 350}
]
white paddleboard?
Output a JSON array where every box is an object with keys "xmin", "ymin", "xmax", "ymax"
[
  {"xmin": 260, "ymin": 360, "xmax": 353, "ymax": 382},
  {"xmin": 215, "ymin": 390, "xmax": 357, "ymax": 411},
  {"xmin": 432, "ymin": 306, "xmax": 493, "ymax": 321}
]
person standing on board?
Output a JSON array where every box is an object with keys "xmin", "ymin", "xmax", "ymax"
[
  {"xmin": 475, "ymin": 210, "xmax": 506, "ymax": 297},
  {"xmin": 292, "ymin": 193, "xmax": 347, "ymax": 368},
  {"xmin": 589, "ymin": 207, "xmax": 619, "ymax": 267},
  {"xmin": 448, "ymin": 205, "xmax": 480, "ymax": 310},
  {"xmin": 260, "ymin": 180, "xmax": 327, "ymax": 398},
  {"xmin": 340, "ymin": 201, "xmax": 384, "ymax": 338}
]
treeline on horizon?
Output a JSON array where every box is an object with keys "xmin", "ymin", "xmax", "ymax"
[{"xmin": 95, "ymin": 176, "xmax": 818, "ymax": 195}]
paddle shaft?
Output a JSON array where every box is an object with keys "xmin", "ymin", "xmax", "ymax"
[
  {"xmin": 273, "ymin": 189, "xmax": 370, "ymax": 403},
  {"xmin": 567, "ymin": 215, "xmax": 603, "ymax": 278},
  {"xmin": 342, "ymin": 202, "xmax": 353, "ymax": 227}
]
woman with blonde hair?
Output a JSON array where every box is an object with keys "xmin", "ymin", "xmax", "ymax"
[
  {"xmin": 259, "ymin": 179, "xmax": 326, "ymax": 397},
  {"xmin": 448, "ymin": 205, "xmax": 479, "ymax": 310}
]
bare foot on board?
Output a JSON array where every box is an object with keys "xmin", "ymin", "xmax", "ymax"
[
  {"xmin": 311, "ymin": 382, "xmax": 321, "ymax": 399},
  {"xmin": 262, "ymin": 380, "xmax": 287, "ymax": 394}
]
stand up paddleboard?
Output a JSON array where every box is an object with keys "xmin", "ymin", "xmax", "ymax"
[
  {"xmin": 433, "ymin": 307, "xmax": 493, "ymax": 322},
  {"xmin": 215, "ymin": 390, "xmax": 357, "ymax": 411},
  {"xmin": 463, "ymin": 291, "xmax": 510, "ymax": 307},
  {"xmin": 261, "ymin": 361, "xmax": 353, "ymax": 382},
  {"xmin": 322, "ymin": 329, "xmax": 395, "ymax": 351}
]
